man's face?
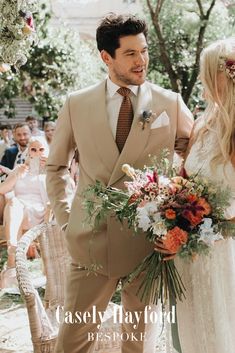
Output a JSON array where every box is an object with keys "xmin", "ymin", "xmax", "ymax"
[
  {"xmin": 27, "ymin": 119, "xmax": 38, "ymax": 131},
  {"xmin": 14, "ymin": 126, "xmax": 31, "ymax": 147},
  {"xmin": 1, "ymin": 129, "xmax": 10, "ymax": 140},
  {"xmin": 102, "ymin": 33, "xmax": 149, "ymax": 87}
]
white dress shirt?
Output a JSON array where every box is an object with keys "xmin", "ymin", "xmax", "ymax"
[
  {"xmin": 14, "ymin": 146, "xmax": 28, "ymax": 168},
  {"xmin": 106, "ymin": 77, "xmax": 139, "ymax": 138}
]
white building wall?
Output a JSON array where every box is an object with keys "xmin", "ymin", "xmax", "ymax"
[{"xmin": 50, "ymin": 0, "xmax": 143, "ymax": 39}]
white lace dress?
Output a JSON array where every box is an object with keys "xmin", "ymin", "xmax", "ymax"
[{"xmin": 174, "ymin": 130, "xmax": 235, "ymax": 353}]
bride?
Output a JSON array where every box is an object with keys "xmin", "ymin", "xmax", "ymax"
[
  {"xmin": 157, "ymin": 38, "xmax": 235, "ymax": 353},
  {"xmin": 176, "ymin": 39, "xmax": 235, "ymax": 353}
]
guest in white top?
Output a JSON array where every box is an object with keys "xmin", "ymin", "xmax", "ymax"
[{"xmin": 0, "ymin": 137, "xmax": 49, "ymax": 288}]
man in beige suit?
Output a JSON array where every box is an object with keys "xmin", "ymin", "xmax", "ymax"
[{"xmin": 46, "ymin": 13, "xmax": 194, "ymax": 353}]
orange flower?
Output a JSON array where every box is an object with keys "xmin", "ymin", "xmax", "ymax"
[
  {"xmin": 187, "ymin": 194, "xmax": 198, "ymax": 202},
  {"xmin": 165, "ymin": 209, "xmax": 176, "ymax": 220},
  {"xmin": 162, "ymin": 226, "xmax": 188, "ymax": 253},
  {"xmin": 197, "ymin": 197, "xmax": 211, "ymax": 216}
]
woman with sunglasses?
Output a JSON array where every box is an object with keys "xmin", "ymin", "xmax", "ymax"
[{"xmin": 0, "ymin": 137, "xmax": 49, "ymax": 288}]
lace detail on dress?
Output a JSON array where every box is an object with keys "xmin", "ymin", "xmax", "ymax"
[{"xmin": 171, "ymin": 130, "xmax": 235, "ymax": 353}]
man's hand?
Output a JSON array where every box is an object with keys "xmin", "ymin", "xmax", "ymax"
[{"xmin": 154, "ymin": 238, "xmax": 177, "ymax": 261}]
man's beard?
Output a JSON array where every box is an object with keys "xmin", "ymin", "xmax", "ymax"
[
  {"xmin": 18, "ymin": 142, "xmax": 28, "ymax": 148},
  {"xmin": 113, "ymin": 68, "xmax": 147, "ymax": 86}
]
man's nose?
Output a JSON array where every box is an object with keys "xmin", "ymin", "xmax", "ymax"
[{"xmin": 135, "ymin": 52, "xmax": 145, "ymax": 65}]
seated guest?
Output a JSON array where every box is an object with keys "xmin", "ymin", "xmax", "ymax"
[
  {"xmin": 0, "ymin": 124, "xmax": 13, "ymax": 160},
  {"xmin": 44, "ymin": 121, "xmax": 56, "ymax": 146},
  {"xmin": 1, "ymin": 123, "xmax": 31, "ymax": 169},
  {"xmin": 25, "ymin": 116, "xmax": 45, "ymax": 137},
  {"xmin": 0, "ymin": 137, "xmax": 49, "ymax": 288}
]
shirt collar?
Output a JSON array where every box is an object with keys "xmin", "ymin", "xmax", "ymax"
[
  {"xmin": 17, "ymin": 145, "xmax": 28, "ymax": 155},
  {"xmin": 106, "ymin": 76, "xmax": 139, "ymax": 98}
]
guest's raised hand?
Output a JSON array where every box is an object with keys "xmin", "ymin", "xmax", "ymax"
[{"xmin": 15, "ymin": 164, "xmax": 29, "ymax": 178}]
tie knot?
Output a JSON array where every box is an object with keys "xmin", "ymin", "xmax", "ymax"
[{"xmin": 117, "ymin": 87, "xmax": 131, "ymax": 97}]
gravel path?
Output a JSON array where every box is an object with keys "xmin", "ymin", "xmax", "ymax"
[{"xmin": 0, "ymin": 295, "xmax": 33, "ymax": 353}]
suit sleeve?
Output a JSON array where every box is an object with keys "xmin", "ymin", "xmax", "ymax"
[
  {"xmin": 1, "ymin": 150, "xmax": 9, "ymax": 167},
  {"xmin": 46, "ymin": 95, "xmax": 76, "ymax": 227},
  {"xmin": 174, "ymin": 94, "xmax": 194, "ymax": 157}
]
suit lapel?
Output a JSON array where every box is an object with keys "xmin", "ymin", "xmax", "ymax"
[
  {"xmin": 108, "ymin": 82, "xmax": 153, "ymax": 186},
  {"xmin": 90, "ymin": 80, "xmax": 119, "ymax": 175}
]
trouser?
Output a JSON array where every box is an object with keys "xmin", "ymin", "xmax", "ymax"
[{"xmin": 55, "ymin": 264, "xmax": 159, "ymax": 353}]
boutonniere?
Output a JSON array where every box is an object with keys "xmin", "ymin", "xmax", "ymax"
[{"xmin": 139, "ymin": 110, "xmax": 155, "ymax": 130}]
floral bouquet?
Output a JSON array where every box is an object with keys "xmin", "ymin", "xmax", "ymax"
[{"xmin": 83, "ymin": 150, "xmax": 235, "ymax": 306}]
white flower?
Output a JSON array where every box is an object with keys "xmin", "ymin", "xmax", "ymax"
[
  {"xmin": 151, "ymin": 212, "xmax": 167, "ymax": 236},
  {"xmin": 137, "ymin": 214, "xmax": 151, "ymax": 231},
  {"xmin": 152, "ymin": 220, "xmax": 167, "ymax": 237},
  {"xmin": 198, "ymin": 218, "xmax": 224, "ymax": 246},
  {"xmin": 136, "ymin": 201, "xmax": 159, "ymax": 232},
  {"xmin": 136, "ymin": 206, "xmax": 150, "ymax": 231},
  {"xmin": 159, "ymin": 175, "xmax": 170, "ymax": 186}
]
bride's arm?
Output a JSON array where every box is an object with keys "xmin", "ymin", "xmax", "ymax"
[
  {"xmin": 182, "ymin": 116, "xmax": 205, "ymax": 166},
  {"xmin": 0, "ymin": 164, "xmax": 28, "ymax": 194}
]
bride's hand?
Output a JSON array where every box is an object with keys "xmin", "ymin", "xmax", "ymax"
[{"xmin": 154, "ymin": 239, "xmax": 177, "ymax": 261}]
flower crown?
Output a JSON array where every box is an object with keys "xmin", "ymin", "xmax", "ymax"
[{"xmin": 218, "ymin": 56, "xmax": 235, "ymax": 83}]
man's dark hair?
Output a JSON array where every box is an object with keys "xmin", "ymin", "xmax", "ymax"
[
  {"xmin": 96, "ymin": 13, "xmax": 148, "ymax": 58},
  {"xmin": 14, "ymin": 122, "xmax": 30, "ymax": 131},
  {"xmin": 25, "ymin": 115, "xmax": 37, "ymax": 122},
  {"xmin": 0, "ymin": 124, "xmax": 12, "ymax": 130}
]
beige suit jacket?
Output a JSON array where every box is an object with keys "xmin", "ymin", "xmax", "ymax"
[{"xmin": 46, "ymin": 80, "xmax": 194, "ymax": 278}]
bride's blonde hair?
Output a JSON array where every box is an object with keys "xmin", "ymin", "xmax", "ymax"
[{"xmin": 198, "ymin": 38, "xmax": 235, "ymax": 169}]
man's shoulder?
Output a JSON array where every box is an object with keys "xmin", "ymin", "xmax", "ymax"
[
  {"xmin": 4, "ymin": 145, "xmax": 18, "ymax": 155},
  {"xmin": 68, "ymin": 80, "xmax": 105, "ymax": 101},
  {"xmin": 145, "ymin": 81, "xmax": 178, "ymax": 100}
]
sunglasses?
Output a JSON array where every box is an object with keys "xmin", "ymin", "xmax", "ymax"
[{"xmin": 30, "ymin": 147, "xmax": 45, "ymax": 152}]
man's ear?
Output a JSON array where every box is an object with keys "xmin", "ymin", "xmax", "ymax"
[{"xmin": 100, "ymin": 50, "xmax": 112, "ymax": 66}]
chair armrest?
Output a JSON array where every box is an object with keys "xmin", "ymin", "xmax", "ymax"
[{"xmin": 15, "ymin": 223, "xmax": 56, "ymax": 347}]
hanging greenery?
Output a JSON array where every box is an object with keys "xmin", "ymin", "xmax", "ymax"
[
  {"xmin": 0, "ymin": 0, "xmax": 37, "ymax": 71},
  {"xmin": 0, "ymin": 1, "xmax": 104, "ymax": 120}
]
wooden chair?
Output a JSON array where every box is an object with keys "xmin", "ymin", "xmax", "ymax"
[
  {"xmin": 15, "ymin": 221, "xmax": 121, "ymax": 353},
  {"xmin": 15, "ymin": 222, "xmax": 65, "ymax": 352}
]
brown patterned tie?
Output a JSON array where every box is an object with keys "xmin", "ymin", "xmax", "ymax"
[{"xmin": 116, "ymin": 87, "xmax": 134, "ymax": 152}]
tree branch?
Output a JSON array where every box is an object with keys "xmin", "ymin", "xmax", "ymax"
[
  {"xmin": 146, "ymin": 0, "xmax": 180, "ymax": 91},
  {"xmin": 196, "ymin": 0, "xmax": 204, "ymax": 17},
  {"xmin": 146, "ymin": 0, "xmax": 155, "ymax": 19},
  {"xmin": 183, "ymin": 0, "xmax": 216, "ymax": 102},
  {"xmin": 205, "ymin": 0, "xmax": 216, "ymax": 19}
]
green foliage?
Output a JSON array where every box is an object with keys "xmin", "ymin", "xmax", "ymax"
[
  {"xmin": 144, "ymin": 0, "xmax": 235, "ymax": 108},
  {"xmin": 0, "ymin": 1, "xmax": 103, "ymax": 119},
  {"xmin": 0, "ymin": 0, "xmax": 37, "ymax": 67}
]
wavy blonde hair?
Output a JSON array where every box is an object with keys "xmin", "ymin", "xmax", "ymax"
[{"xmin": 198, "ymin": 38, "xmax": 235, "ymax": 169}]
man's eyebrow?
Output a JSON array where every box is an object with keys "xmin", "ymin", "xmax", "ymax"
[{"xmin": 122, "ymin": 46, "xmax": 148, "ymax": 54}]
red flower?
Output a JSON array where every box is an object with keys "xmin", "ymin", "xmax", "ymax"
[
  {"xmin": 179, "ymin": 167, "xmax": 188, "ymax": 179},
  {"xmin": 146, "ymin": 170, "xmax": 158, "ymax": 183},
  {"xmin": 182, "ymin": 210, "xmax": 203, "ymax": 226},
  {"xmin": 128, "ymin": 193, "xmax": 141, "ymax": 204},
  {"xmin": 182, "ymin": 196, "xmax": 211, "ymax": 226},
  {"xmin": 162, "ymin": 226, "xmax": 188, "ymax": 253}
]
